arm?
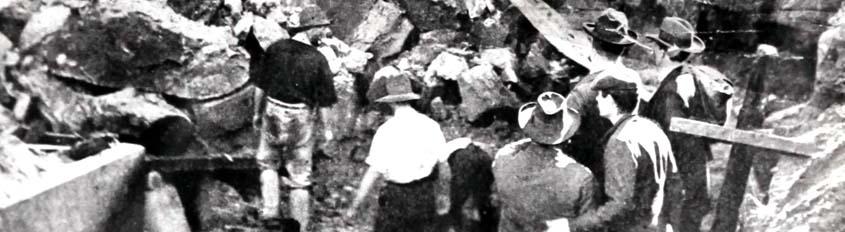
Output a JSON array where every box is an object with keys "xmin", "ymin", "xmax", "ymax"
[
  {"xmin": 253, "ymin": 87, "xmax": 266, "ymax": 128},
  {"xmin": 347, "ymin": 167, "xmax": 382, "ymax": 217},
  {"xmin": 568, "ymin": 140, "xmax": 638, "ymax": 231},
  {"xmin": 434, "ymin": 159, "xmax": 452, "ymax": 215}
]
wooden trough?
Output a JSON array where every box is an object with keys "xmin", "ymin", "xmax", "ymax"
[{"xmin": 0, "ymin": 143, "xmax": 146, "ymax": 232}]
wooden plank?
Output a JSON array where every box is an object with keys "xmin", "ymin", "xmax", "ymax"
[
  {"xmin": 509, "ymin": 0, "xmax": 603, "ymax": 71},
  {"xmin": 145, "ymin": 154, "xmax": 258, "ymax": 172},
  {"xmin": 0, "ymin": 143, "xmax": 146, "ymax": 232},
  {"xmin": 668, "ymin": 117, "xmax": 819, "ymax": 157}
]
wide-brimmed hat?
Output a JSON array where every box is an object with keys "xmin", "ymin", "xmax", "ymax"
[
  {"xmin": 287, "ymin": 5, "xmax": 332, "ymax": 29},
  {"xmin": 646, "ymin": 17, "xmax": 705, "ymax": 53},
  {"xmin": 583, "ymin": 8, "xmax": 639, "ymax": 45},
  {"xmin": 517, "ymin": 92, "xmax": 581, "ymax": 145},
  {"xmin": 370, "ymin": 67, "xmax": 421, "ymax": 103}
]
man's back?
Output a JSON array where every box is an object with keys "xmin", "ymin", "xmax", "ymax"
[
  {"xmin": 251, "ymin": 39, "xmax": 337, "ymax": 107},
  {"xmin": 494, "ymin": 139, "xmax": 597, "ymax": 232}
]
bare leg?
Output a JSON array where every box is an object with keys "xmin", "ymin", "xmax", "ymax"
[
  {"xmin": 289, "ymin": 188, "xmax": 310, "ymax": 232},
  {"xmin": 260, "ymin": 169, "xmax": 281, "ymax": 219}
]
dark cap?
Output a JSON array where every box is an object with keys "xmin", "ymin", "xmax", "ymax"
[{"xmin": 591, "ymin": 67, "xmax": 640, "ymax": 91}]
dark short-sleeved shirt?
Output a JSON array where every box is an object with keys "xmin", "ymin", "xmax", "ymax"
[
  {"xmin": 250, "ymin": 39, "xmax": 337, "ymax": 107},
  {"xmin": 493, "ymin": 139, "xmax": 597, "ymax": 232}
]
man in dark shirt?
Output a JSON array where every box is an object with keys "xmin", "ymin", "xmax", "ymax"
[
  {"xmin": 251, "ymin": 38, "xmax": 338, "ymax": 231},
  {"xmin": 566, "ymin": 67, "xmax": 675, "ymax": 232}
]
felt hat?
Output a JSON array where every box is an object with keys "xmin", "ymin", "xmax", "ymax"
[
  {"xmin": 646, "ymin": 17, "xmax": 705, "ymax": 53},
  {"xmin": 583, "ymin": 8, "xmax": 640, "ymax": 45},
  {"xmin": 371, "ymin": 67, "xmax": 421, "ymax": 103},
  {"xmin": 288, "ymin": 5, "xmax": 331, "ymax": 29},
  {"xmin": 517, "ymin": 92, "xmax": 580, "ymax": 145}
]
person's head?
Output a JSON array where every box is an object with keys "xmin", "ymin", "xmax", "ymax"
[
  {"xmin": 517, "ymin": 92, "xmax": 580, "ymax": 145},
  {"xmin": 369, "ymin": 67, "xmax": 421, "ymax": 111},
  {"xmin": 287, "ymin": 5, "xmax": 332, "ymax": 44},
  {"xmin": 592, "ymin": 68, "xmax": 641, "ymax": 118},
  {"xmin": 583, "ymin": 8, "xmax": 639, "ymax": 58},
  {"xmin": 646, "ymin": 17, "xmax": 704, "ymax": 65}
]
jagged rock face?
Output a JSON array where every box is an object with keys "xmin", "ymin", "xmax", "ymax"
[{"xmin": 32, "ymin": 0, "xmax": 248, "ymax": 101}]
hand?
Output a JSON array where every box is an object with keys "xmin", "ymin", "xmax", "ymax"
[
  {"xmin": 544, "ymin": 218, "xmax": 571, "ymax": 232},
  {"xmin": 435, "ymin": 195, "xmax": 450, "ymax": 215}
]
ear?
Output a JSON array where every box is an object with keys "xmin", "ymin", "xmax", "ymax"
[{"xmin": 674, "ymin": 73, "xmax": 695, "ymax": 108}]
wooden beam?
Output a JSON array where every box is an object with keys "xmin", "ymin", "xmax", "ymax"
[
  {"xmin": 509, "ymin": 0, "xmax": 603, "ymax": 71},
  {"xmin": 668, "ymin": 117, "xmax": 819, "ymax": 157},
  {"xmin": 145, "ymin": 154, "xmax": 258, "ymax": 172}
]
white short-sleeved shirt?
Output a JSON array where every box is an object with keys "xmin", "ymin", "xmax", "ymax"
[{"xmin": 365, "ymin": 112, "xmax": 448, "ymax": 184}]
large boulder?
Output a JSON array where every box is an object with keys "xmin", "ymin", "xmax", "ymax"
[
  {"xmin": 0, "ymin": 0, "xmax": 39, "ymax": 45},
  {"xmin": 18, "ymin": 5, "xmax": 71, "ymax": 50},
  {"xmin": 32, "ymin": 0, "xmax": 249, "ymax": 101},
  {"xmin": 457, "ymin": 64, "xmax": 520, "ymax": 122},
  {"xmin": 348, "ymin": 0, "xmax": 413, "ymax": 60},
  {"xmin": 808, "ymin": 23, "xmax": 845, "ymax": 109},
  {"xmin": 11, "ymin": 58, "xmax": 190, "ymax": 139}
]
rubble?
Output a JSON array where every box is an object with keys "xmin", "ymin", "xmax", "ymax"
[
  {"xmin": 321, "ymin": 70, "xmax": 360, "ymax": 142},
  {"xmin": 0, "ymin": 107, "xmax": 14, "ymax": 131},
  {"xmin": 743, "ymin": 103, "xmax": 845, "ymax": 231},
  {"xmin": 166, "ymin": 0, "xmax": 223, "ymax": 24},
  {"xmin": 194, "ymin": 176, "xmax": 253, "ymax": 231},
  {"xmin": 457, "ymin": 64, "xmax": 520, "ymax": 122},
  {"xmin": 0, "ymin": 0, "xmax": 39, "ymax": 44},
  {"xmin": 348, "ymin": 0, "xmax": 413, "ymax": 60},
  {"xmin": 424, "ymin": 51, "xmax": 469, "ymax": 86},
  {"xmin": 18, "ymin": 5, "xmax": 70, "ymax": 50},
  {"xmin": 395, "ymin": 0, "xmax": 464, "ymax": 31}
]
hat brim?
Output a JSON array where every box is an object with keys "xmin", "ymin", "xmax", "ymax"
[
  {"xmin": 518, "ymin": 103, "xmax": 581, "ymax": 145},
  {"xmin": 375, "ymin": 93, "xmax": 421, "ymax": 103},
  {"xmin": 583, "ymin": 22, "xmax": 640, "ymax": 45},
  {"xmin": 645, "ymin": 33, "xmax": 706, "ymax": 53}
]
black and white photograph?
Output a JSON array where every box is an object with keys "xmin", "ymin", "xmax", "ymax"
[{"xmin": 0, "ymin": 0, "xmax": 842, "ymax": 231}]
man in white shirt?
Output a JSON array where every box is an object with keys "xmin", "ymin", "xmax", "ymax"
[{"xmin": 346, "ymin": 71, "xmax": 453, "ymax": 232}]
